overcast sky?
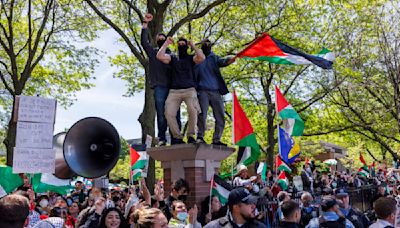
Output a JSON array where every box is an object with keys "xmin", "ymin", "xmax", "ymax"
[{"xmin": 54, "ymin": 30, "xmax": 144, "ymax": 140}]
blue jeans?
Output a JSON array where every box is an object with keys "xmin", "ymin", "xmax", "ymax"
[{"xmin": 154, "ymin": 86, "xmax": 181, "ymax": 141}]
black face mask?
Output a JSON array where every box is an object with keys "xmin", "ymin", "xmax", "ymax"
[
  {"xmin": 178, "ymin": 45, "xmax": 188, "ymax": 59},
  {"xmin": 112, "ymin": 196, "xmax": 120, "ymax": 202},
  {"xmin": 201, "ymin": 45, "xmax": 211, "ymax": 56},
  {"xmin": 177, "ymin": 194, "xmax": 187, "ymax": 202},
  {"xmin": 157, "ymin": 39, "xmax": 165, "ymax": 48}
]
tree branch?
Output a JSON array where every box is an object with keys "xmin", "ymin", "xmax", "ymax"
[
  {"xmin": 303, "ymin": 125, "xmax": 355, "ymax": 136},
  {"xmin": 85, "ymin": 0, "xmax": 146, "ymax": 67},
  {"xmin": 0, "ymin": 71, "xmax": 14, "ymax": 96},
  {"xmin": 121, "ymin": 0, "xmax": 143, "ymax": 22},
  {"xmin": 167, "ymin": 0, "xmax": 226, "ymax": 36}
]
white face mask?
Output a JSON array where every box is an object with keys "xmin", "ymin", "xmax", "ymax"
[{"xmin": 39, "ymin": 199, "xmax": 49, "ymax": 208}]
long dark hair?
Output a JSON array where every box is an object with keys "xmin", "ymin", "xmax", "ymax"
[{"xmin": 99, "ymin": 207, "xmax": 128, "ymax": 228}]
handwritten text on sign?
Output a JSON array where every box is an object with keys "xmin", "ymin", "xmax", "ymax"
[
  {"xmin": 12, "ymin": 148, "xmax": 55, "ymax": 174},
  {"xmin": 16, "ymin": 122, "xmax": 54, "ymax": 148},
  {"xmin": 18, "ymin": 96, "xmax": 56, "ymax": 123}
]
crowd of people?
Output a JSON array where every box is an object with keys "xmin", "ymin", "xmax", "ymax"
[{"xmin": 1, "ymin": 161, "xmax": 400, "ymax": 228}]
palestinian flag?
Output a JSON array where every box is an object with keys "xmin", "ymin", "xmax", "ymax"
[
  {"xmin": 277, "ymin": 171, "xmax": 289, "ymax": 190},
  {"xmin": 130, "ymin": 146, "xmax": 140, "ymax": 167},
  {"xmin": 369, "ymin": 162, "xmax": 376, "ymax": 177},
  {"xmin": 232, "ymin": 90, "xmax": 260, "ymax": 166},
  {"xmin": 0, "ymin": 165, "xmax": 23, "ymax": 197},
  {"xmin": 276, "ymin": 155, "xmax": 292, "ymax": 173},
  {"xmin": 211, "ymin": 174, "xmax": 232, "ymax": 205},
  {"xmin": 131, "ymin": 151, "xmax": 149, "ymax": 180},
  {"xmin": 275, "ymin": 86, "xmax": 304, "ymax": 136},
  {"xmin": 358, "ymin": 165, "xmax": 370, "ymax": 177},
  {"xmin": 32, "ymin": 173, "xmax": 72, "ymax": 195},
  {"xmin": 257, "ymin": 162, "xmax": 267, "ymax": 181},
  {"xmin": 359, "ymin": 153, "xmax": 366, "ymax": 165},
  {"xmin": 236, "ymin": 33, "xmax": 334, "ymax": 69}
]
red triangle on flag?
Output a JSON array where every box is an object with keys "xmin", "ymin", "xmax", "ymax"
[
  {"xmin": 233, "ymin": 91, "xmax": 254, "ymax": 144},
  {"xmin": 275, "ymin": 86, "xmax": 290, "ymax": 113},
  {"xmin": 130, "ymin": 146, "xmax": 140, "ymax": 166},
  {"xmin": 278, "ymin": 170, "xmax": 286, "ymax": 180},
  {"xmin": 236, "ymin": 33, "xmax": 286, "ymax": 58},
  {"xmin": 359, "ymin": 153, "xmax": 366, "ymax": 165}
]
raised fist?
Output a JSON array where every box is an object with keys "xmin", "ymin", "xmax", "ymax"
[
  {"xmin": 165, "ymin": 37, "xmax": 174, "ymax": 45},
  {"xmin": 143, "ymin": 13, "xmax": 153, "ymax": 23},
  {"xmin": 188, "ymin": 40, "xmax": 195, "ymax": 48}
]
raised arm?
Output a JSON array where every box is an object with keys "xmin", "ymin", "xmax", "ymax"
[
  {"xmin": 156, "ymin": 37, "xmax": 173, "ymax": 64},
  {"xmin": 140, "ymin": 13, "xmax": 155, "ymax": 56},
  {"xmin": 217, "ymin": 55, "xmax": 236, "ymax": 67},
  {"xmin": 189, "ymin": 40, "xmax": 205, "ymax": 64}
]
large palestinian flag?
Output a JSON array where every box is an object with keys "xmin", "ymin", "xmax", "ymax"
[
  {"xmin": 232, "ymin": 90, "xmax": 260, "ymax": 166},
  {"xmin": 275, "ymin": 86, "xmax": 304, "ymax": 136},
  {"xmin": 237, "ymin": 33, "xmax": 334, "ymax": 69},
  {"xmin": 32, "ymin": 173, "xmax": 72, "ymax": 195}
]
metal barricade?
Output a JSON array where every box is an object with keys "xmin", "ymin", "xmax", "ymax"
[{"xmin": 348, "ymin": 185, "xmax": 377, "ymax": 212}]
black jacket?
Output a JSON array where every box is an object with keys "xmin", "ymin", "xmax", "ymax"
[
  {"xmin": 278, "ymin": 221, "xmax": 300, "ymax": 228},
  {"xmin": 194, "ymin": 52, "xmax": 230, "ymax": 95},
  {"xmin": 140, "ymin": 28, "xmax": 172, "ymax": 88}
]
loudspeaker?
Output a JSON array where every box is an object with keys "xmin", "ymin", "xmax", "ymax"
[
  {"xmin": 54, "ymin": 132, "xmax": 75, "ymax": 179},
  {"xmin": 54, "ymin": 117, "xmax": 121, "ymax": 179}
]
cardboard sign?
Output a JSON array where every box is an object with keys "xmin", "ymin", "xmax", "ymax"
[
  {"xmin": 17, "ymin": 96, "xmax": 56, "ymax": 123},
  {"xmin": 16, "ymin": 122, "xmax": 54, "ymax": 148},
  {"xmin": 12, "ymin": 148, "xmax": 55, "ymax": 173}
]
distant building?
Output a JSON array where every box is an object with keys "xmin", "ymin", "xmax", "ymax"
[{"xmin": 306, "ymin": 141, "xmax": 348, "ymax": 172}]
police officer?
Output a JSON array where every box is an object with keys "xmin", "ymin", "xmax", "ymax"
[
  {"xmin": 335, "ymin": 188, "xmax": 370, "ymax": 228},
  {"xmin": 299, "ymin": 192, "xmax": 319, "ymax": 228},
  {"xmin": 204, "ymin": 188, "xmax": 266, "ymax": 228},
  {"xmin": 306, "ymin": 196, "xmax": 355, "ymax": 228}
]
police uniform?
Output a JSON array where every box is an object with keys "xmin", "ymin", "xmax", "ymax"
[
  {"xmin": 344, "ymin": 207, "xmax": 370, "ymax": 228},
  {"xmin": 204, "ymin": 213, "xmax": 267, "ymax": 228},
  {"xmin": 335, "ymin": 188, "xmax": 370, "ymax": 228},
  {"xmin": 204, "ymin": 188, "xmax": 267, "ymax": 228}
]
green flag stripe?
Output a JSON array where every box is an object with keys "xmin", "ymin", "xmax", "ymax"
[
  {"xmin": 236, "ymin": 134, "xmax": 260, "ymax": 166},
  {"xmin": 243, "ymin": 56, "xmax": 294, "ymax": 64},
  {"xmin": 132, "ymin": 159, "xmax": 147, "ymax": 170}
]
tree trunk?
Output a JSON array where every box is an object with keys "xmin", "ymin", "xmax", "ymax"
[
  {"xmin": 138, "ymin": 69, "xmax": 156, "ymax": 193},
  {"xmin": 4, "ymin": 96, "xmax": 17, "ymax": 166}
]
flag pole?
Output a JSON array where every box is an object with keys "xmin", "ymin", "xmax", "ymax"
[
  {"xmin": 208, "ymin": 175, "xmax": 214, "ymax": 216},
  {"xmin": 275, "ymin": 85, "xmax": 280, "ymax": 182},
  {"xmin": 231, "ymin": 90, "xmax": 235, "ymax": 182}
]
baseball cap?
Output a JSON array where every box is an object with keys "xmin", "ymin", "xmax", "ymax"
[
  {"xmin": 334, "ymin": 188, "xmax": 349, "ymax": 197},
  {"xmin": 321, "ymin": 197, "xmax": 337, "ymax": 211},
  {"xmin": 237, "ymin": 164, "xmax": 248, "ymax": 173},
  {"xmin": 228, "ymin": 188, "xmax": 258, "ymax": 206}
]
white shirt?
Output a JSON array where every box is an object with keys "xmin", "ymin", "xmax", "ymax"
[{"xmin": 369, "ymin": 219, "xmax": 394, "ymax": 228}]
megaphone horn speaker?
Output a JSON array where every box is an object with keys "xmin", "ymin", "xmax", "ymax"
[
  {"xmin": 54, "ymin": 132, "xmax": 76, "ymax": 179},
  {"xmin": 62, "ymin": 117, "xmax": 121, "ymax": 179}
]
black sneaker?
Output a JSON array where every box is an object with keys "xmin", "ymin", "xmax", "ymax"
[
  {"xmin": 187, "ymin": 137, "xmax": 196, "ymax": 143},
  {"xmin": 196, "ymin": 137, "xmax": 206, "ymax": 143},
  {"xmin": 171, "ymin": 138, "xmax": 185, "ymax": 145},
  {"xmin": 212, "ymin": 141, "xmax": 227, "ymax": 147}
]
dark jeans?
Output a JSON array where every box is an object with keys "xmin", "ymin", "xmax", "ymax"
[
  {"xmin": 197, "ymin": 90, "xmax": 225, "ymax": 142},
  {"xmin": 154, "ymin": 86, "xmax": 181, "ymax": 141}
]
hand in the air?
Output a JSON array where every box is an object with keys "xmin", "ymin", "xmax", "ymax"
[{"xmin": 143, "ymin": 13, "xmax": 153, "ymax": 23}]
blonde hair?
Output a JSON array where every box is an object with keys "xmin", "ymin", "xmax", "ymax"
[{"xmin": 132, "ymin": 207, "xmax": 163, "ymax": 228}]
